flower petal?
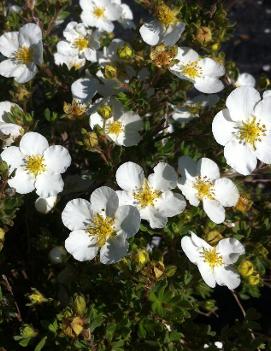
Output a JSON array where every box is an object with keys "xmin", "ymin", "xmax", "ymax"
[
  {"xmin": 35, "ymin": 172, "xmax": 64, "ymax": 197},
  {"xmin": 198, "ymin": 263, "xmax": 216, "ymax": 288},
  {"xmin": 178, "ymin": 155, "xmax": 197, "ymax": 179},
  {"xmin": 197, "ymin": 158, "xmax": 220, "ymax": 180},
  {"xmin": 14, "ymin": 64, "xmax": 37, "ymax": 84},
  {"xmin": 212, "ymin": 109, "xmax": 236, "ymax": 146},
  {"xmin": 214, "ymin": 266, "xmax": 241, "ymax": 290},
  {"xmin": 0, "ymin": 101, "xmax": 22, "ymax": 122},
  {"xmin": 115, "ymin": 205, "xmax": 140, "ymax": 238},
  {"xmin": 155, "ymin": 191, "xmax": 186, "ymax": 217},
  {"xmin": 19, "ymin": 132, "xmax": 49, "ymax": 156},
  {"xmin": 224, "ymin": 140, "xmax": 257, "ymax": 175},
  {"xmin": 0, "ymin": 31, "xmax": 19, "ymax": 57},
  {"xmin": 1, "ymin": 146, "xmax": 24, "ymax": 171},
  {"xmin": 139, "ymin": 20, "xmax": 162, "ymax": 46},
  {"xmin": 18, "ymin": 23, "xmax": 42, "ymax": 46},
  {"xmin": 255, "ymin": 134, "xmax": 271, "ymax": 164},
  {"xmin": 62, "ymin": 198, "xmax": 92, "ymax": 231},
  {"xmin": 8, "ymin": 167, "xmax": 35, "ymax": 194},
  {"xmin": 254, "ymin": 96, "xmax": 271, "ymax": 128},
  {"xmin": 116, "ymin": 190, "xmax": 134, "ymax": 206},
  {"xmin": 194, "ymin": 77, "xmax": 224, "ymax": 94},
  {"xmin": 181, "ymin": 235, "xmax": 201, "ymax": 264},
  {"xmin": 203, "ymin": 199, "xmax": 225, "ymax": 224},
  {"xmin": 199, "ymin": 58, "xmax": 225, "ymax": 77},
  {"xmin": 214, "ymin": 178, "xmax": 239, "ymax": 207},
  {"xmin": 217, "ymin": 238, "xmax": 245, "ymax": 265},
  {"xmin": 65, "ymin": 230, "xmax": 98, "ymax": 262},
  {"xmin": 116, "ymin": 161, "xmax": 145, "ymax": 192},
  {"xmin": 226, "ymin": 86, "xmax": 261, "ymax": 122},
  {"xmin": 71, "ymin": 77, "xmax": 98, "ymax": 103},
  {"xmin": 163, "ymin": 22, "xmax": 185, "ymax": 46},
  {"xmin": 43, "ymin": 145, "xmax": 71, "ymax": 174},
  {"xmin": 235, "ymin": 73, "xmax": 255, "ymax": 88},
  {"xmin": 148, "ymin": 162, "xmax": 178, "ymax": 191},
  {"xmin": 140, "ymin": 206, "xmax": 167, "ymax": 229},
  {"xmin": 35, "ymin": 196, "xmax": 58, "ymax": 214},
  {"xmin": 90, "ymin": 186, "xmax": 119, "ymax": 217},
  {"xmin": 177, "ymin": 179, "xmax": 200, "ymax": 206},
  {"xmin": 100, "ymin": 234, "xmax": 128, "ymax": 264}
]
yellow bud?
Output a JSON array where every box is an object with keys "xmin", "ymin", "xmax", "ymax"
[
  {"xmin": 235, "ymin": 195, "xmax": 253, "ymax": 213},
  {"xmin": 248, "ymin": 273, "xmax": 260, "ymax": 286},
  {"xmin": 205, "ymin": 230, "xmax": 223, "ymax": 246},
  {"xmin": 211, "ymin": 43, "xmax": 221, "ymax": 52},
  {"xmin": 238, "ymin": 260, "xmax": 254, "ymax": 277},
  {"xmin": 136, "ymin": 249, "xmax": 149, "ymax": 266},
  {"xmin": 21, "ymin": 324, "xmax": 38, "ymax": 339},
  {"xmin": 104, "ymin": 64, "xmax": 118, "ymax": 79},
  {"xmin": 195, "ymin": 26, "xmax": 212, "ymax": 44},
  {"xmin": 117, "ymin": 44, "xmax": 134, "ymax": 60},
  {"xmin": 97, "ymin": 104, "xmax": 112, "ymax": 119},
  {"xmin": 70, "ymin": 316, "xmax": 84, "ymax": 336},
  {"xmin": 0, "ymin": 228, "xmax": 5, "ymax": 252},
  {"xmin": 28, "ymin": 288, "xmax": 48, "ymax": 305},
  {"xmin": 73, "ymin": 294, "xmax": 87, "ymax": 316}
]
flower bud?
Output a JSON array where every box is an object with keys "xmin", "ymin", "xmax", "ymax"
[
  {"xmin": 81, "ymin": 129, "xmax": 99, "ymax": 149},
  {"xmin": 35, "ymin": 196, "xmax": 57, "ymax": 214},
  {"xmin": 117, "ymin": 44, "xmax": 134, "ymax": 60},
  {"xmin": 104, "ymin": 64, "xmax": 118, "ymax": 79},
  {"xmin": 195, "ymin": 26, "xmax": 212, "ymax": 44},
  {"xmin": 153, "ymin": 261, "xmax": 165, "ymax": 279},
  {"xmin": 97, "ymin": 104, "xmax": 113, "ymax": 119},
  {"xmin": 27, "ymin": 288, "xmax": 48, "ymax": 305},
  {"xmin": 73, "ymin": 294, "xmax": 87, "ymax": 316},
  {"xmin": 136, "ymin": 249, "xmax": 149, "ymax": 266},
  {"xmin": 248, "ymin": 273, "xmax": 260, "ymax": 286},
  {"xmin": 238, "ymin": 260, "xmax": 254, "ymax": 277},
  {"xmin": 0, "ymin": 228, "xmax": 5, "ymax": 252},
  {"xmin": 205, "ymin": 230, "xmax": 223, "ymax": 246},
  {"xmin": 70, "ymin": 316, "xmax": 84, "ymax": 336},
  {"xmin": 21, "ymin": 324, "xmax": 38, "ymax": 339},
  {"xmin": 235, "ymin": 195, "xmax": 253, "ymax": 213},
  {"xmin": 49, "ymin": 246, "xmax": 67, "ymax": 264}
]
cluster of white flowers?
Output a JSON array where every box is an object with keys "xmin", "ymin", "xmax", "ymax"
[{"xmin": 2, "ymin": 0, "xmax": 271, "ymax": 291}]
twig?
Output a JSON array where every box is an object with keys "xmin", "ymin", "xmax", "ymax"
[{"xmin": 1, "ymin": 274, "xmax": 22, "ymax": 322}]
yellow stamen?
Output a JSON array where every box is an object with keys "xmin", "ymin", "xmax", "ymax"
[
  {"xmin": 106, "ymin": 120, "xmax": 123, "ymax": 135},
  {"xmin": 73, "ymin": 37, "xmax": 89, "ymax": 51},
  {"xmin": 181, "ymin": 61, "xmax": 202, "ymax": 80},
  {"xmin": 88, "ymin": 214, "xmax": 115, "ymax": 247},
  {"xmin": 237, "ymin": 116, "xmax": 266, "ymax": 149},
  {"xmin": 133, "ymin": 180, "xmax": 161, "ymax": 208},
  {"xmin": 193, "ymin": 177, "xmax": 214, "ymax": 200},
  {"xmin": 25, "ymin": 155, "xmax": 46, "ymax": 176},
  {"xmin": 15, "ymin": 46, "xmax": 33, "ymax": 64},
  {"xmin": 202, "ymin": 247, "xmax": 223, "ymax": 269},
  {"xmin": 93, "ymin": 6, "xmax": 105, "ymax": 18},
  {"xmin": 155, "ymin": 3, "xmax": 179, "ymax": 27}
]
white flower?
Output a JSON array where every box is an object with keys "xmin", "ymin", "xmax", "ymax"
[
  {"xmin": 263, "ymin": 90, "xmax": 271, "ymax": 99},
  {"xmin": 235, "ymin": 72, "xmax": 255, "ymax": 87},
  {"xmin": 181, "ymin": 232, "xmax": 245, "ymax": 289},
  {"xmin": 0, "ymin": 23, "xmax": 43, "ymax": 83},
  {"xmin": 116, "ymin": 162, "xmax": 186, "ymax": 228},
  {"xmin": 111, "ymin": 0, "xmax": 135, "ymax": 29},
  {"xmin": 54, "ymin": 51, "xmax": 86, "ymax": 71},
  {"xmin": 1, "ymin": 132, "xmax": 71, "ymax": 197},
  {"xmin": 0, "ymin": 101, "xmax": 24, "ymax": 146},
  {"xmin": 212, "ymin": 86, "xmax": 271, "ymax": 175},
  {"xmin": 54, "ymin": 21, "xmax": 100, "ymax": 68},
  {"xmin": 89, "ymin": 97, "xmax": 143, "ymax": 147},
  {"xmin": 169, "ymin": 47, "xmax": 225, "ymax": 93},
  {"xmin": 178, "ymin": 156, "xmax": 239, "ymax": 224},
  {"xmin": 80, "ymin": 0, "xmax": 122, "ymax": 32},
  {"xmin": 71, "ymin": 77, "xmax": 98, "ymax": 103},
  {"xmin": 35, "ymin": 196, "xmax": 58, "ymax": 214},
  {"xmin": 62, "ymin": 186, "xmax": 141, "ymax": 263}
]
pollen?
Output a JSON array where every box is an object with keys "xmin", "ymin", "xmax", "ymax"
[
  {"xmin": 93, "ymin": 6, "xmax": 105, "ymax": 18},
  {"xmin": 133, "ymin": 180, "xmax": 161, "ymax": 208},
  {"xmin": 15, "ymin": 46, "xmax": 33, "ymax": 64},
  {"xmin": 25, "ymin": 155, "xmax": 46, "ymax": 176},
  {"xmin": 202, "ymin": 248, "xmax": 223, "ymax": 269},
  {"xmin": 193, "ymin": 177, "xmax": 214, "ymax": 200},
  {"xmin": 155, "ymin": 3, "xmax": 178, "ymax": 27},
  {"xmin": 181, "ymin": 61, "xmax": 202, "ymax": 80},
  {"xmin": 237, "ymin": 116, "xmax": 266, "ymax": 149},
  {"xmin": 88, "ymin": 214, "xmax": 115, "ymax": 247},
  {"xmin": 73, "ymin": 37, "xmax": 89, "ymax": 51},
  {"xmin": 106, "ymin": 120, "xmax": 123, "ymax": 135}
]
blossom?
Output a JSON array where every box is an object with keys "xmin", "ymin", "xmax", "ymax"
[
  {"xmin": 235, "ymin": 72, "xmax": 256, "ymax": 87},
  {"xmin": 139, "ymin": 2, "xmax": 185, "ymax": 46},
  {"xmin": 178, "ymin": 156, "xmax": 239, "ymax": 224},
  {"xmin": 212, "ymin": 86, "xmax": 271, "ymax": 175},
  {"xmin": 169, "ymin": 47, "xmax": 225, "ymax": 93},
  {"xmin": 54, "ymin": 21, "xmax": 100, "ymax": 69},
  {"xmin": 89, "ymin": 97, "xmax": 143, "ymax": 147},
  {"xmin": 35, "ymin": 196, "xmax": 58, "ymax": 214},
  {"xmin": 0, "ymin": 23, "xmax": 43, "ymax": 83},
  {"xmin": 1, "ymin": 132, "xmax": 71, "ymax": 197},
  {"xmin": 116, "ymin": 162, "xmax": 186, "ymax": 228},
  {"xmin": 61, "ymin": 186, "xmax": 141, "ymax": 263},
  {"xmin": 181, "ymin": 232, "xmax": 245, "ymax": 289},
  {"xmin": 80, "ymin": 0, "xmax": 122, "ymax": 32},
  {"xmin": 0, "ymin": 101, "xmax": 24, "ymax": 146}
]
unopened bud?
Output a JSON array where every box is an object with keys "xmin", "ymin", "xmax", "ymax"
[{"xmin": 238, "ymin": 260, "xmax": 254, "ymax": 277}]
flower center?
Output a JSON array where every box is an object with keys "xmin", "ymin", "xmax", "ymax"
[
  {"xmin": 106, "ymin": 121, "xmax": 123, "ymax": 135},
  {"xmin": 88, "ymin": 214, "xmax": 115, "ymax": 247},
  {"xmin": 193, "ymin": 177, "xmax": 214, "ymax": 200},
  {"xmin": 133, "ymin": 180, "xmax": 161, "ymax": 208},
  {"xmin": 73, "ymin": 37, "xmax": 89, "ymax": 51},
  {"xmin": 181, "ymin": 61, "xmax": 202, "ymax": 80},
  {"xmin": 155, "ymin": 3, "xmax": 178, "ymax": 26},
  {"xmin": 93, "ymin": 6, "xmax": 105, "ymax": 18},
  {"xmin": 237, "ymin": 116, "xmax": 266, "ymax": 149},
  {"xmin": 202, "ymin": 248, "xmax": 223, "ymax": 269},
  {"xmin": 150, "ymin": 44, "xmax": 177, "ymax": 68},
  {"xmin": 25, "ymin": 155, "xmax": 46, "ymax": 176},
  {"xmin": 63, "ymin": 99, "xmax": 87, "ymax": 118},
  {"xmin": 15, "ymin": 46, "xmax": 33, "ymax": 64}
]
